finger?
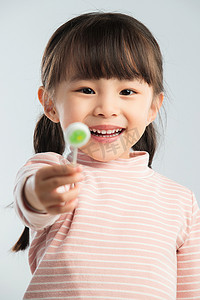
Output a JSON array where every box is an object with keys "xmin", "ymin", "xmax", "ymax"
[
  {"xmin": 46, "ymin": 197, "xmax": 78, "ymax": 215},
  {"xmin": 39, "ymin": 183, "xmax": 80, "ymax": 207},
  {"xmin": 36, "ymin": 164, "xmax": 82, "ymax": 181},
  {"xmin": 46, "ymin": 173, "xmax": 84, "ymax": 191},
  {"xmin": 46, "ymin": 185, "xmax": 80, "ymax": 214}
]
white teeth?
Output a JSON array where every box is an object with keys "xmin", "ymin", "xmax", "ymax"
[
  {"xmin": 91, "ymin": 128, "xmax": 123, "ymax": 134},
  {"xmin": 90, "ymin": 128, "xmax": 124, "ymax": 138},
  {"xmin": 107, "ymin": 130, "xmax": 114, "ymax": 134}
]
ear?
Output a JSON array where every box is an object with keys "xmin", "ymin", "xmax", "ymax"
[
  {"xmin": 147, "ymin": 92, "xmax": 164, "ymax": 126},
  {"xmin": 38, "ymin": 86, "xmax": 60, "ymax": 123}
]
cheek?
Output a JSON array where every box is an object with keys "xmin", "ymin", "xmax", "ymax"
[
  {"xmin": 128, "ymin": 107, "xmax": 149, "ymax": 126},
  {"xmin": 57, "ymin": 102, "xmax": 86, "ymax": 130}
]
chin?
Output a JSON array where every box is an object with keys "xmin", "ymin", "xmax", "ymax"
[{"xmin": 80, "ymin": 144, "xmax": 129, "ymax": 162}]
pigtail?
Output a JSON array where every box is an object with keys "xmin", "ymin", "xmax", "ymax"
[
  {"xmin": 132, "ymin": 123, "xmax": 157, "ymax": 168},
  {"xmin": 33, "ymin": 114, "xmax": 65, "ymax": 154},
  {"xmin": 12, "ymin": 114, "xmax": 65, "ymax": 252},
  {"xmin": 11, "ymin": 226, "xmax": 30, "ymax": 252}
]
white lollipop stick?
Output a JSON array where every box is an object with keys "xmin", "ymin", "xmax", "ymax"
[{"xmin": 64, "ymin": 122, "xmax": 91, "ymax": 188}]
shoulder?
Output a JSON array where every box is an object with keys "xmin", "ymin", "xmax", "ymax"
[
  {"xmin": 16, "ymin": 152, "xmax": 67, "ymax": 177},
  {"xmin": 150, "ymin": 171, "xmax": 197, "ymax": 218},
  {"xmin": 15, "ymin": 152, "xmax": 68, "ymax": 184},
  {"xmin": 25, "ymin": 152, "xmax": 65, "ymax": 166},
  {"xmin": 152, "ymin": 170, "xmax": 193, "ymax": 200}
]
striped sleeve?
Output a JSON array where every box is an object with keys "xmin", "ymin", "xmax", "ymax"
[
  {"xmin": 13, "ymin": 152, "xmax": 69, "ymax": 231},
  {"xmin": 177, "ymin": 192, "xmax": 200, "ymax": 299}
]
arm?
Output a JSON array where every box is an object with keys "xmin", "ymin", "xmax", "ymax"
[
  {"xmin": 176, "ymin": 192, "xmax": 200, "ymax": 299},
  {"xmin": 13, "ymin": 152, "xmax": 83, "ymax": 231}
]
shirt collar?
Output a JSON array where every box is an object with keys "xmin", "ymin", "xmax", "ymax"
[{"xmin": 67, "ymin": 148, "xmax": 154, "ymax": 179}]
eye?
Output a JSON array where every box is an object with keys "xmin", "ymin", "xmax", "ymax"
[
  {"xmin": 77, "ymin": 87, "xmax": 95, "ymax": 94},
  {"xmin": 120, "ymin": 89, "xmax": 136, "ymax": 96}
]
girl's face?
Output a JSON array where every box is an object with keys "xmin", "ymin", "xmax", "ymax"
[{"xmin": 39, "ymin": 78, "xmax": 163, "ymax": 162}]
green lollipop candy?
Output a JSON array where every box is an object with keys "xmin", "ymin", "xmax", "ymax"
[{"xmin": 64, "ymin": 122, "xmax": 91, "ymax": 166}]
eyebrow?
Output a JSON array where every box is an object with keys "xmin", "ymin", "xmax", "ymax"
[{"xmin": 69, "ymin": 75, "xmax": 92, "ymax": 83}]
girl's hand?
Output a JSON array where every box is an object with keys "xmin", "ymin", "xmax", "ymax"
[{"xmin": 27, "ymin": 164, "xmax": 84, "ymax": 215}]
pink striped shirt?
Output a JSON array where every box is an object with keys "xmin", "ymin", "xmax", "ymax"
[{"xmin": 14, "ymin": 150, "xmax": 200, "ymax": 299}]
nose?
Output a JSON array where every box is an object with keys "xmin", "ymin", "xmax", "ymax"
[{"xmin": 93, "ymin": 93, "xmax": 120, "ymax": 118}]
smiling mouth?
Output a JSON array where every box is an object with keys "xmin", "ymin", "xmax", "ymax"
[{"xmin": 90, "ymin": 128, "xmax": 125, "ymax": 137}]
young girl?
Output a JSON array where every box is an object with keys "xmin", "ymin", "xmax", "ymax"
[{"xmin": 13, "ymin": 12, "xmax": 200, "ymax": 299}]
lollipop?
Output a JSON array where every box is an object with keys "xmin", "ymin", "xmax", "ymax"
[
  {"xmin": 57, "ymin": 122, "xmax": 90, "ymax": 193},
  {"xmin": 64, "ymin": 122, "xmax": 91, "ymax": 188}
]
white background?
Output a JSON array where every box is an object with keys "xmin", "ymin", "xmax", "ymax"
[{"xmin": 0, "ymin": 0, "xmax": 200, "ymax": 299}]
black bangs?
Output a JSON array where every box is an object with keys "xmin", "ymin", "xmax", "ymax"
[{"xmin": 62, "ymin": 15, "xmax": 153, "ymax": 84}]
